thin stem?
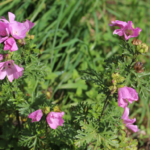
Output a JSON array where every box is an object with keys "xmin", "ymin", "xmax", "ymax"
[
  {"xmin": 13, "ymin": 91, "xmax": 21, "ymax": 131},
  {"xmin": 99, "ymin": 95, "xmax": 109, "ymax": 121},
  {"xmin": 16, "ymin": 111, "xmax": 21, "ymax": 131},
  {"xmin": 129, "ymin": 54, "xmax": 138, "ymax": 69}
]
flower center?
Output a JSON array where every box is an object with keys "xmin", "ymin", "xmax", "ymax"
[
  {"xmin": 125, "ymin": 29, "xmax": 133, "ymax": 36},
  {"xmin": 0, "ymin": 30, "xmax": 7, "ymax": 37},
  {"xmin": 13, "ymin": 30, "xmax": 18, "ymax": 35}
]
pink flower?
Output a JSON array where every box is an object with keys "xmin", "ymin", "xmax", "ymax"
[
  {"xmin": 28, "ymin": 109, "xmax": 43, "ymax": 123},
  {"xmin": 121, "ymin": 107, "xmax": 138, "ymax": 132},
  {"xmin": 9, "ymin": 21, "xmax": 28, "ymax": 39},
  {"xmin": 109, "ymin": 20, "xmax": 127, "ymax": 28},
  {"xmin": 1, "ymin": 12, "xmax": 34, "ymax": 40},
  {"xmin": 0, "ymin": 60, "xmax": 24, "ymax": 82},
  {"xmin": 1, "ymin": 12, "xmax": 15, "ymax": 23},
  {"xmin": 0, "ymin": 54, "xmax": 3, "ymax": 61},
  {"xmin": 0, "ymin": 21, "xmax": 9, "ymax": 43},
  {"xmin": 109, "ymin": 20, "xmax": 142, "ymax": 40},
  {"xmin": 118, "ymin": 86, "xmax": 138, "ymax": 108},
  {"xmin": 23, "ymin": 20, "xmax": 34, "ymax": 32},
  {"xmin": 4, "ymin": 37, "xmax": 18, "ymax": 51},
  {"xmin": 46, "ymin": 112, "xmax": 65, "ymax": 129}
]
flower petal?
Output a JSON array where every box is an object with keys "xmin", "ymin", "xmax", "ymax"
[
  {"xmin": 126, "ymin": 124, "xmax": 138, "ymax": 132},
  {"xmin": 113, "ymin": 29, "xmax": 124, "ymax": 36},
  {"xmin": 118, "ymin": 86, "xmax": 138, "ymax": 108},
  {"xmin": 28, "ymin": 109, "xmax": 43, "ymax": 122},
  {"xmin": 109, "ymin": 20, "xmax": 127, "ymax": 28},
  {"xmin": 121, "ymin": 107, "xmax": 129, "ymax": 120},
  {"xmin": 46, "ymin": 112, "xmax": 65, "ymax": 129},
  {"xmin": 0, "ymin": 70, "xmax": 7, "ymax": 80},
  {"xmin": 8, "ymin": 12, "xmax": 15, "ymax": 22}
]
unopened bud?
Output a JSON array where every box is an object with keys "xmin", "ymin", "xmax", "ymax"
[
  {"xmin": 22, "ymin": 117, "xmax": 27, "ymax": 122},
  {"xmin": 18, "ymin": 39, "xmax": 26, "ymax": 46},
  {"xmin": 8, "ymin": 52, "xmax": 13, "ymax": 58},
  {"xmin": 43, "ymin": 106, "xmax": 50, "ymax": 115},
  {"xmin": 132, "ymin": 38, "xmax": 142, "ymax": 45},
  {"xmin": 53, "ymin": 106, "xmax": 61, "ymax": 112},
  {"xmin": 112, "ymin": 73, "xmax": 125, "ymax": 83},
  {"xmin": 46, "ymin": 91, "xmax": 51, "ymax": 99},
  {"xmin": 117, "ymin": 76, "xmax": 125, "ymax": 83},
  {"xmin": 112, "ymin": 73, "xmax": 119, "ymax": 79},
  {"xmin": 137, "ymin": 43, "xmax": 148, "ymax": 53},
  {"xmin": 134, "ymin": 62, "xmax": 144, "ymax": 73},
  {"xmin": 30, "ymin": 35, "xmax": 34, "ymax": 39}
]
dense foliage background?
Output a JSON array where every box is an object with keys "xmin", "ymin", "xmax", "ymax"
[{"xmin": 0, "ymin": 0, "xmax": 150, "ymax": 149}]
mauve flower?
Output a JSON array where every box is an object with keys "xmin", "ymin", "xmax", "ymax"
[
  {"xmin": 23, "ymin": 20, "xmax": 34, "ymax": 32},
  {"xmin": 1, "ymin": 12, "xmax": 15, "ymax": 23},
  {"xmin": 28, "ymin": 109, "xmax": 43, "ymax": 123},
  {"xmin": 121, "ymin": 107, "xmax": 138, "ymax": 132},
  {"xmin": 4, "ymin": 37, "xmax": 18, "ymax": 51},
  {"xmin": 0, "ymin": 60, "xmax": 24, "ymax": 82},
  {"xmin": 109, "ymin": 20, "xmax": 142, "ymax": 40},
  {"xmin": 1, "ymin": 12, "xmax": 34, "ymax": 40},
  {"xmin": 9, "ymin": 22, "xmax": 28, "ymax": 39},
  {"xmin": 109, "ymin": 20, "xmax": 127, "ymax": 28},
  {"xmin": 0, "ymin": 21, "xmax": 9, "ymax": 43},
  {"xmin": 46, "ymin": 112, "xmax": 65, "ymax": 129},
  {"xmin": 118, "ymin": 86, "xmax": 138, "ymax": 108}
]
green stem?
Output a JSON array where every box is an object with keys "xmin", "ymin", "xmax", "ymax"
[
  {"xmin": 99, "ymin": 95, "xmax": 109, "ymax": 121},
  {"xmin": 129, "ymin": 54, "xmax": 138, "ymax": 69},
  {"xmin": 13, "ymin": 91, "xmax": 21, "ymax": 131}
]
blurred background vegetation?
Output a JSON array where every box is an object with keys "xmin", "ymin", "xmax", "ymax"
[{"xmin": 0, "ymin": 0, "xmax": 150, "ymax": 149}]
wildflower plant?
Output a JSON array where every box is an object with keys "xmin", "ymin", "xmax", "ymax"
[
  {"xmin": 0, "ymin": 10, "xmax": 149, "ymax": 150},
  {"xmin": 78, "ymin": 20, "xmax": 149, "ymax": 149}
]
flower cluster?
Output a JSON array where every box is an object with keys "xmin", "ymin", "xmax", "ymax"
[
  {"xmin": 109, "ymin": 20, "xmax": 142, "ymax": 40},
  {"xmin": 118, "ymin": 86, "xmax": 139, "ymax": 132},
  {"xmin": 109, "ymin": 20, "xmax": 142, "ymax": 132},
  {"xmin": 28, "ymin": 109, "xmax": 65, "ymax": 129},
  {"xmin": 0, "ymin": 12, "xmax": 34, "ymax": 51},
  {"xmin": 0, "ymin": 12, "xmax": 34, "ymax": 82}
]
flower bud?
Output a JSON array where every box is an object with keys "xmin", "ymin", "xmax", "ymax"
[
  {"xmin": 112, "ymin": 73, "xmax": 119, "ymax": 79},
  {"xmin": 30, "ymin": 35, "xmax": 34, "ymax": 39},
  {"xmin": 118, "ymin": 76, "xmax": 125, "ymax": 83},
  {"xmin": 7, "ymin": 51, "xmax": 13, "ymax": 58},
  {"xmin": 46, "ymin": 91, "xmax": 51, "ymax": 99},
  {"xmin": 43, "ymin": 107, "xmax": 50, "ymax": 115},
  {"xmin": 22, "ymin": 117, "xmax": 27, "ymax": 122},
  {"xmin": 53, "ymin": 106, "xmax": 61, "ymax": 112},
  {"xmin": 134, "ymin": 62, "xmax": 144, "ymax": 73},
  {"xmin": 18, "ymin": 39, "xmax": 26, "ymax": 46},
  {"xmin": 132, "ymin": 38, "xmax": 142, "ymax": 45},
  {"xmin": 112, "ymin": 73, "xmax": 125, "ymax": 83},
  {"xmin": 137, "ymin": 43, "xmax": 148, "ymax": 53}
]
